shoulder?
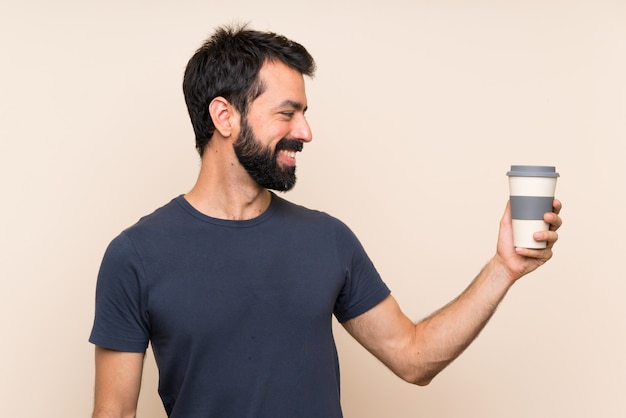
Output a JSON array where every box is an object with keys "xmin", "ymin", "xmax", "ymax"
[
  {"xmin": 121, "ymin": 196, "xmax": 186, "ymax": 237},
  {"xmin": 100, "ymin": 197, "xmax": 185, "ymax": 259},
  {"xmin": 272, "ymin": 194, "xmax": 339, "ymax": 222},
  {"xmin": 271, "ymin": 195, "xmax": 362, "ymax": 249},
  {"xmin": 272, "ymin": 194, "xmax": 352, "ymax": 231}
]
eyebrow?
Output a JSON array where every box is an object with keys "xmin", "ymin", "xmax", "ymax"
[{"xmin": 277, "ymin": 100, "xmax": 308, "ymax": 113}]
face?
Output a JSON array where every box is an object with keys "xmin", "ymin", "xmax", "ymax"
[
  {"xmin": 233, "ymin": 117, "xmax": 302, "ymax": 191},
  {"xmin": 233, "ymin": 61, "xmax": 312, "ymax": 191}
]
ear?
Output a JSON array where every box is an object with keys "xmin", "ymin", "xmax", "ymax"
[{"xmin": 208, "ymin": 97, "xmax": 240, "ymax": 138}]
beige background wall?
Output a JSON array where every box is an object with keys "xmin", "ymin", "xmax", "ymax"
[{"xmin": 1, "ymin": 0, "xmax": 624, "ymax": 417}]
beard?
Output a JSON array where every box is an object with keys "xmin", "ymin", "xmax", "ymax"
[{"xmin": 233, "ymin": 116, "xmax": 303, "ymax": 192}]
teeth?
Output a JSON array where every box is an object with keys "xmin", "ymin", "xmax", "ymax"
[{"xmin": 282, "ymin": 150, "xmax": 296, "ymax": 158}]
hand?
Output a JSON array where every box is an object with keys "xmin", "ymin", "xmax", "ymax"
[{"xmin": 494, "ymin": 199, "xmax": 563, "ymax": 282}]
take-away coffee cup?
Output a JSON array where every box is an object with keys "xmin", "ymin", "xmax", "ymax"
[{"xmin": 506, "ymin": 165, "xmax": 559, "ymax": 249}]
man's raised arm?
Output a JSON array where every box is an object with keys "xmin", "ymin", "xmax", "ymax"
[{"xmin": 343, "ymin": 199, "xmax": 562, "ymax": 385}]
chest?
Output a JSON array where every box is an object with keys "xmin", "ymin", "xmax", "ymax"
[{"xmin": 143, "ymin": 233, "xmax": 345, "ymax": 343}]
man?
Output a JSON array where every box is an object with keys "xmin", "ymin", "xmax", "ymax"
[{"xmin": 90, "ymin": 25, "xmax": 562, "ymax": 418}]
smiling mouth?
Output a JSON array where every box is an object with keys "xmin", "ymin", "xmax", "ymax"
[
  {"xmin": 276, "ymin": 138, "xmax": 303, "ymax": 166},
  {"xmin": 280, "ymin": 149, "xmax": 297, "ymax": 159},
  {"xmin": 278, "ymin": 149, "xmax": 298, "ymax": 167}
]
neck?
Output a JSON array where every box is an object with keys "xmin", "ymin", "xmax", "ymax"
[{"xmin": 185, "ymin": 150, "xmax": 273, "ymax": 221}]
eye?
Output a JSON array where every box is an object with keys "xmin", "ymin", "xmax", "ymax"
[{"xmin": 280, "ymin": 112, "xmax": 295, "ymax": 118}]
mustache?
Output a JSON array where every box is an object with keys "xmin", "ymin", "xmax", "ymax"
[{"xmin": 276, "ymin": 138, "xmax": 303, "ymax": 152}]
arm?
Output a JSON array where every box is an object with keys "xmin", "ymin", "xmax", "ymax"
[
  {"xmin": 92, "ymin": 346, "xmax": 145, "ymax": 418},
  {"xmin": 342, "ymin": 199, "xmax": 562, "ymax": 386}
]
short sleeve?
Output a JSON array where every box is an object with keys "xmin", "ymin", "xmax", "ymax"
[
  {"xmin": 89, "ymin": 233, "xmax": 150, "ymax": 352},
  {"xmin": 332, "ymin": 221, "xmax": 390, "ymax": 323}
]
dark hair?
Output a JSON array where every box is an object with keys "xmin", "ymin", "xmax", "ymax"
[{"xmin": 183, "ymin": 24, "xmax": 316, "ymax": 156}]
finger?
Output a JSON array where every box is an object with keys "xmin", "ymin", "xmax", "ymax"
[
  {"xmin": 533, "ymin": 230, "xmax": 559, "ymax": 246},
  {"xmin": 544, "ymin": 211, "xmax": 563, "ymax": 231},
  {"xmin": 502, "ymin": 199, "xmax": 512, "ymax": 222},
  {"xmin": 552, "ymin": 198, "xmax": 562, "ymax": 215},
  {"xmin": 515, "ymin": 246, "xmax": 554, "ymax": 262}
]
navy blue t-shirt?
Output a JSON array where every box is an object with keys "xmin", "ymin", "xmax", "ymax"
[{"xmin": 90, "ymin": 194, "xmax": 390, "ymax": 417}]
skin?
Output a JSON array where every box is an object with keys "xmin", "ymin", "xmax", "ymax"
[
  {"xmin": 92, "ymin": 346, "xmax": 144, "ymax": 418},
  {"xmin": 92, "ymin": 60, "xmax": 562, "ymax": 416}
]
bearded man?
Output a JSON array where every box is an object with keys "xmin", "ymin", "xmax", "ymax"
[{"xmin": 89, "ymin": 24, "xmax": 562, "ymax": 418}]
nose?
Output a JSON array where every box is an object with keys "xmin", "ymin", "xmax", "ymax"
[{"xmin": 292, "ymin": 114, "xmax": 313, "ymax": 143}]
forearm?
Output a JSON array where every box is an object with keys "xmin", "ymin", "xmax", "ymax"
[{"xmin": 407, "ymin": 257, "xmax": 514, "ymax": 385}]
